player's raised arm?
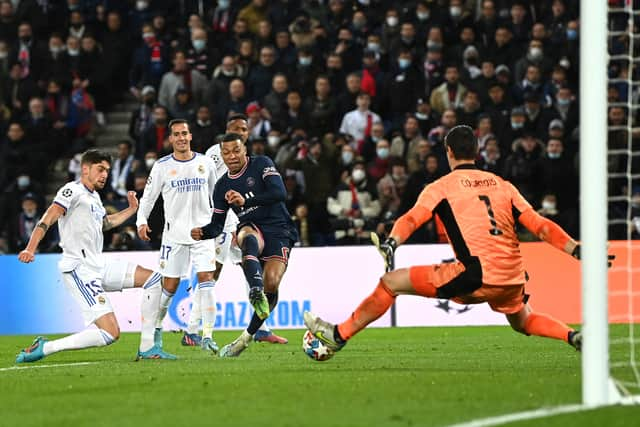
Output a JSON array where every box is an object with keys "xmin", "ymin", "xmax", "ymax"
[
  {"xmin": 136, "ymin": 161, "xmax": 162, "ymax": 240},
  {"xmin": 18, "ymin": 202, "xmax": 65, "ymax": 263},
  {"xmin": 103, "ymin": 191, "xmax": 139, "ymax": 231},
  {"xmin": 243, "ymin": 157, "xmax": 286, "ymax": 208},
  {"xmin": 387, "ymin": 183, "xmax": 437, "ymax": 246}
]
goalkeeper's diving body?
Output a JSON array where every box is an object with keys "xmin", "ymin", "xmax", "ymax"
[{"xmin": 305, "ymin": 125, "xmax": 613, "ymax": 354}]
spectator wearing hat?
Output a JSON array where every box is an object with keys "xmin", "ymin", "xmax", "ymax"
[
  {"xmin": 414, "ymin": 98, "xmax": 439, "ymax": 137},
  {"xmin": 430, "ymin": 64, "xmax": 467, "ymax": 115},
  {"xmin": 498, "ymin": 106, "xmax": 526, "ymax": 155},
  {"xmin": 237, "ymin": 0, "xmax": 269, "ymax": 35},
  {"xmin": 522, "ymin": 91, "xmax": 546, "ymax": 139},
  {"xmin": 246, "ymin": 101, "xmax": 271, "ymax": 141},
  {"xmin": 339, "ymin": 91, "xmax": 381, "ymax": 153},
  {"xmin": 129, "ymin": 85, "xmax": 156, "ymax": 151}
]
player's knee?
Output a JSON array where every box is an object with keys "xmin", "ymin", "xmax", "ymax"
[
  {"xmin": 263, "ymin": 270, "xmax": 282, "ymax": 291},
  {"xmin": 102, "ymin": 326, "xmax": 120, "ymax": 343},
  {"xmin": 380, "ymin": 273, "xmax": 399, "ymax": 296}
]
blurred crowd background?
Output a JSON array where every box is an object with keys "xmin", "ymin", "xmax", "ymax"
[{"xmin": 0, "ymin": 0, "xmax": 638, "ymax": 255}]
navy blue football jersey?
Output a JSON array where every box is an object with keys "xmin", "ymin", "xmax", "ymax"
[{"xmin": 203, "ymin": 156, "xmax": 298, "ymax": 241}]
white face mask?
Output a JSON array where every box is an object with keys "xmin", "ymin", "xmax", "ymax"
[
  {"xmin": 450, "ymin": 6, "xmax": 462, "ymax": 17},
  {"xmin": 218, "ymin": 0, "xmax": 230, "ymax": 9},
  {"xmin": 197, "ymin": 119, "xmax": 210, "ymax": 127},
  {"xmin": 352, "ymin": 168, "xmax": 366, "ymax": 183},
  {"xmin": 547, "ymin": 152, "xmax": 561, "ymax": 159},
  {"xmin": 136, "ymin": 1, "xmax": 148, "ymax": 11},
  {"xmin": 145, "ymin": 158, "xmax": 156, "ymax": 169},
  {"xmin": 17, "ymin": 176, "xmax": 30, "ymax": 189},
  {"xmin": 386, "ymin": 16, "xmax": 399, "ymax": 27},
  {"xmin": 267, "ymin": 135, "xmax": 280, "ymax": 148},
  {"xmin": 222, "ymin": 68, "xmax": 235, "ymax": 76},
  {"xmin": 342, "ymin": 151, "xmax": 354, "ymax": 164},
  {"xmin": 68, "ymin": 48, "xmax": 80, "ymax": 56},
  {"xmin": 528, "ymin": 47, "xmax": 543, "ymax": 60},
  {"xmin": 542, "ymin": 201, "xmax": 557, "ymax": 212},
  {"xmin": 417, "ymin": 11, "xmax": 430, "ymax": 21},
  {"xmin": 192, "ymin": 39, "xmax": 206, "ymax": 52}
]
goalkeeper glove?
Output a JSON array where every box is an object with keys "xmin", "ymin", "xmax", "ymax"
[{"xmin": 571, "ymin": 244, "xmax": 615, "ymax": 268}]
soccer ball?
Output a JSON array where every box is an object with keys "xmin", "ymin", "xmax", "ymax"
[{"xmin": 302, "ymin": 330, "xmax": 335, "ymax": 362}]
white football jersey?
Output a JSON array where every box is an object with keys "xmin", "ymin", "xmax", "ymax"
[
  {"xmin": 53, "ymin": 181, "xmax": 106, "ymax": 272},
  {"xmin": 136, "ymin": 153, "xmax": 217, "ymax": 244},
  {"xmin": 205, "ymin": 144, "xmax": 239, "ymax": 232}
]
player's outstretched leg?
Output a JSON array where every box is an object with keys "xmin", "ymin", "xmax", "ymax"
[
  {"xmin": 303, "ymin": 312, "xmax": 346, "ymax": 352},
  {"xmin": 507, "ymin": 304, "xmax": 578, "ymax": 351}
]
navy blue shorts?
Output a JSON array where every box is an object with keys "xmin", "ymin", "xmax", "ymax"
[{"xmin": 239, "ymin": 222, "xmax": 296, "ymax": 265}]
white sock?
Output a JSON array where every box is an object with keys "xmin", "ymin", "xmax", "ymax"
[
  {"xmin": 186, "ymin": 285, "xmax": 202, "ymax": 335},
  {"xmin": 139, "ymin": 276, "xmax": 162, "ymax": 352},
  {"xmin": 244, "ymin": 279, "xmax": 270, "ymax": 334},
  {"xmin": 43, "ymin": 328, "xmax": 115, "ymax": 355},
  {"xmin": 156, "ymin": 288, "xmax": 175, "ymax": 329},
  {"xmin": 198, "ymin": 281, "xmax": 217, "ymax": 339},
  {"xmin": 239, "ymin": 329, "xmax": 253, "ymax": 344}
]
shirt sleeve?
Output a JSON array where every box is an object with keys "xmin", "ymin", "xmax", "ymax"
[
  {"xmin": 136, "ymin": 162, "xmax": 163, "ymax": 227},
  {"xmin": 53, "ymin": 183, "xmax": 78, "ymax": 214},
  {"xmin": 390, "ymin": 181, "xmax": 439, "ymax": 241},
  {"xmin": 243, "ymin": 157, "xmax": 286, "ymax": 208}
]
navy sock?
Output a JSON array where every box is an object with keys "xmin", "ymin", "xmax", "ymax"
[
  {"xmin": 247, "ymin": 292, "xmax": 278, "ymax": 335},
  {"xmin": 241, "ymin": 234, "xmax": 263, "ymax": 289}
]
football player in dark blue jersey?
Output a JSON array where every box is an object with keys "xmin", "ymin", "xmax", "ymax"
[{"xmin": 191, "ymin": 132, "xmax": 299, "ymax": 357}]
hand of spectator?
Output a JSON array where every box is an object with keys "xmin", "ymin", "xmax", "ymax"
[
  {"xmin": 18, "ymin": 249, "xmax": 35, "ymax": 263},
  {"xmin": 191, "ymin": 227, "xmax": 203, "ymax": 241},
  {"xmin": 53, "ymin": 120, "xmax": 66, "ymax": 129},
  {"xmin": 127, "ymin": 191, "xmax": 139, "ymax": 211},
  {"xmin": 130, "ymin": 86, "xmax": 141, "ymax": 99},
  {"xmin": 261, "ymin": 108, "xmax": 272, "ymax": 121},
  {"xmin": 225, "ymin": 190, "xmax": 245, "ymax": 207},
  {"xmin": 335, "ymin": 41, "xmax": 347, "ymax": 54},
  {"xmin": 138, "ymin": 224, "xmax": 151, "ymax": 241}
]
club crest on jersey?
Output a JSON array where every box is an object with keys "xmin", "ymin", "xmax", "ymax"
[
  {"xmin": 62, "ymin": 188, "xmax": 72, "ymax": 197},
  {"xmin": 198, "ymin": 165, "xmax": 205, "ymax": 174},
  {"xmin": 246, "ymin": 177, "xmax": 255, "ymax": 187},
  {"xmin": 160, "ymin": 261, "xmax": 166, "ymax": 269},
  {"xmin": 98, "ymin": 296, "xmax": 106, "ymax": 305}
]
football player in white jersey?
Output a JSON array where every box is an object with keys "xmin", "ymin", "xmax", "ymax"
[
  {"xmin": 136, "ymin": 119, "xmax": 219, "ymax": 358},
  {"xmin": 15, "ymin": 149, "xmax": 167, "ymax": 363},
  {"xmin": 181, "ymin": 114, "xmax": 289, "ymax": 346}
]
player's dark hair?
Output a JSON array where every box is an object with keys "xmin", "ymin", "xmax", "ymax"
[
  {"xmin": 227, "ymin": 113, "xmax": 248, "ymax": 124},
  {"xmin": 444, "ymin": 125, "xmax": 477, "ymax": 160},
  {"xmin": 168, "ymin": 118, "xmax": 189, "ymax": 131},
  {"xmin": 81, "ymin": 149, "xmax": 112, "ymax": 166},
  {"xmin": 221, "ymin": 132, "xmax": 244, "ymax": 143}
]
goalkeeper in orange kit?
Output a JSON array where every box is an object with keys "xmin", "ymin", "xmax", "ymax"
[{"xmin": 305, "ymin": 125, "xmax": 614, "ymax": 354}]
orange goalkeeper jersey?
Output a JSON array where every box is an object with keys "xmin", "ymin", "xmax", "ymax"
[{"xmin": 396, "ymin": 164, "xmax": 570, "ymax": 286}]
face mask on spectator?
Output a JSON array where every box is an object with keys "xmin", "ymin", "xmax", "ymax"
[
  {"xmin": 352, "ymin": 168, "xmax": 366, "ymax": 183},
  {"xmin": 511, "ymin": 120, "xmax": 523, "ymax": 130},
  {"xmin": 386, "ymin": 16, "xmax": 398, "ymax": 27},
  {"xmin": 528, "ymin": 47, "xmax": 543, "ymax": 60},
  {"xmin": 557, "ymin": 97, "xmax": 571, "ymax": 106},
  {"xmin": 136, "ymin": 1, "xmax": 148, "ymax": 11},
  {"xmin": 482, "ymin": 150, "xmax": 499, "ymax": 164},
  {"xmin": 298, "ymin": 56, "xmax": 312, "ymax": 66},
  {"xmin": 23, "ymin": 207, "xmax": 37, "ymax": 218},
  {"xmin": 450, "ymin": 6, "xmax": 462, "ymax": 17},
  {"xmin": 367, "ymin": 42, "xmax": 380, "ymax": 52},
  {"xmin": 566, "ymin": 29, "xmax": 578, "ymax": 41},
  {"xmin": 547, "ymin": 152, "xmax": 561, "ymax": 159},
  {"xmin": 17, "ymin": 175, "xmax": 30, "ymax": 189},
  {"xmin": 68, "ymin": 48, "xmax": 80, "ymax": 56},
  {"xmin": 0, "ymin": 50, "xmax": 7, "ymax": 59},
  {"xmin": 267, "ymin": 135, "xmax": 280, "ymax": 148},
  {"xmin": 145, "ymin": 158, "xmax": 156, "ymax": 169},
  {"xmin": 427, "ymin": 40, "xmax": 442, "ymax": 50},
  {"xmin": 197, "ymin": 119, "xmax": 210, "ymax": 127},
  {"xmin": 342, "ymin": 151, "xmax": 354, "ymax": 165},
  {"xmin": 542, "ymin": 200, "xmax": 557, "ymax": 212},
  {"xmin": 398, "ymin": 58, "xmax": 411, "ymax": 69},
  {"xmin": 192, "ymin": 39, "xmax": 206, "ymax": 51},
  {"xmin": 353, "ymin": 19, "xmax": 366, "ymax": 30},
  {"xmin": 222, "ymin": 68, "xmax": 235, "ymax": 77},
  {"xmin": 142, "ymin": 32, "xmax": 155, "ymax": 42},
  {"xmin": 415, "ymin": 112, "xmax": 428, "ymax": 120},
  {"xmin": 417, "ymin": 11, "xmax": 430, "ymax": 21},
  {"xmin": 217, "ymin": 0, "xmax": 230, "ymax": 9},
  {"xmin": 376, "ymin": 147, "xmax": 390, "ymax": 159},
  {"xmin": 50, "ymin": 45, "xmax": 62, "ymax": 54}
]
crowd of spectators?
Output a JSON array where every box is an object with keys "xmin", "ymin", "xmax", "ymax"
[{"xmin": 0, "ymin": 0, "xmax": 637, "ymax": 254}]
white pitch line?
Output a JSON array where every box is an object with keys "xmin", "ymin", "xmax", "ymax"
[
  {"xmin": 443, "ymin": 404, "xmax": 587, "ymax": 427},
  {"xmin": 0, "ymin": 361, "xmax": 98, "ymax": 372}
]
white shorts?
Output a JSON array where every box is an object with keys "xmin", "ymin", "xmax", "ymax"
[
  {"xmin": 61, "ymin": 261, "xmax": 136, "ymax": 326},
  {"xmin": 215, "ymin": 230, "xmax": 242, "ymax": 265},
  {"xmin": 159, "ymin": 238, "xmax": 216, "ymax": 278}
]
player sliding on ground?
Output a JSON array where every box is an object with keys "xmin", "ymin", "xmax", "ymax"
[
  {"xmin": 305, "ymin": 125, "xmax": 614, "ymax": 355},
  {"xmin": 15, "ymin": 150, "xmax": 163, "ymax": 363},
  {"xmin": 191, "ymin": 132, "xmax": 298, "ymax": 357}
]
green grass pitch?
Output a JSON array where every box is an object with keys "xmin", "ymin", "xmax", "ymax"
[{"xmin": 0, "ymin": 326, "xmax": 637, "ymax": 427}]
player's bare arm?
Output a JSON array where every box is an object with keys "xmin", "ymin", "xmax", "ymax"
[
  {"xmin": 103, "ymin": 191, "xmax": 139, "ymax": 231},
  {"xmin": 18, "ymin": 203, "xmax": 65, "ymax": 263}
]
